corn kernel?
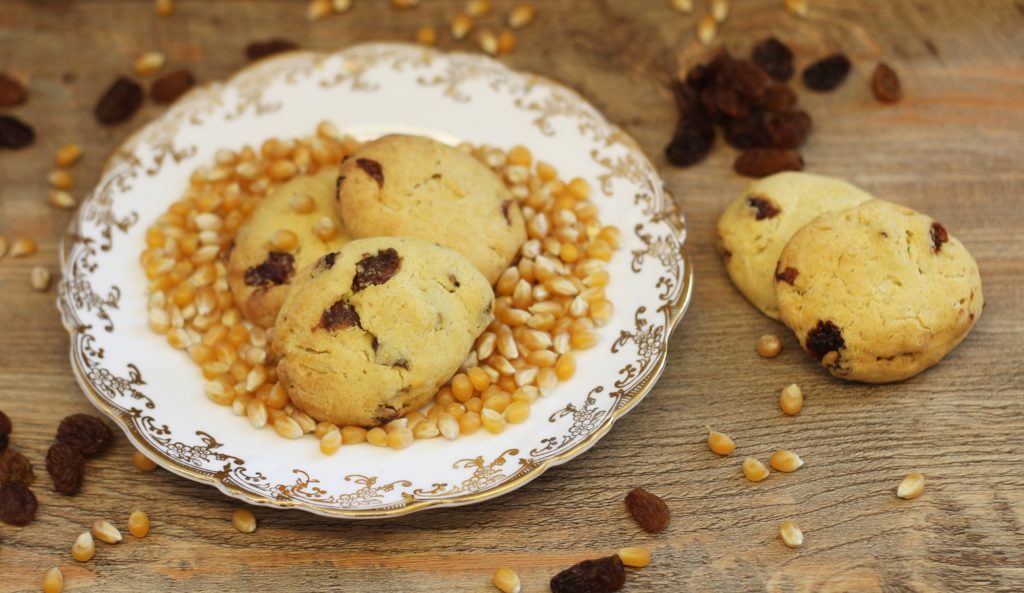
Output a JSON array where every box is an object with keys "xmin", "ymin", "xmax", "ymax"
[
  {"xmin": 757, "ymin": 334, "xmax": 782, "ymax": 358},
  {"xmin": 493, "ymin": 567, "xmax": 521, "ymax": 593},
  {"xmin": 342, "ymin": 425, "xmax": 367, "ymax": 444},
  {"xmin": 897, "ymin": 472, "xmax": 925, "ymax": 500},
  {"xmin": 132, "ymin": 451, "xmax": 158, "ymax": 472},
  {"xmin": 367, "ymin": 427, "xmax": 388, "ymax": 446},
  {"xmin": 43, "ymin": 567, "xmax": 63, "ymax": 593},
  {"xmin": 508, "ymin": 2, "xmax": 536, "ymax": 29},
  {"xmin": 416, "ymin": 25, "xmax": 438, "ymax": 46},
  {"xmin": 779, "ymin": 520, "xmax": 804, "ymax": 548},
  {"xmin": 481, "ymin": 408, "xmax": 506, "ymax": 434},
  {"xmin": 55, "ymin": 143, "xmax": 83, "ymax": 167},
  {"xmin": 769, "ymin": 449, "xmax": 804, "ymax": 473},
  {"xmin": 232, "ymin": 509, "xmax": 257, "ymax": 533},
  {"xmin": 707, "ymin": 430, "xmax": 735, "ymax": 456},
  {"xmin": 504, "ymin": 400, "xmax": 530, "ymax": 424},
  {"xmin": 617, "ymin": 546, "xmax": 651, "ymax": 567},
  {"xmin": 124, "ymin": 511, "xmax": 146, "ymax": 538},
  {"xmin": 71, "ymin": 532, "xmax": 95, "ymax": 562},
  {"xmin": 742, "ymin": 457, "xmax": 770, "ymax": 482}
]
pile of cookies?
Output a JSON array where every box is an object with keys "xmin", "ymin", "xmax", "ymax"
[{"xmin": 717, "ymin": 172, "xmax": 983, "ymax": 382}]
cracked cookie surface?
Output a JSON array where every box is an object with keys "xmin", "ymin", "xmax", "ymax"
[
  {"xmin": 717, "ymin": 172, "xmax": 873, "ymax": 319},
  {"xmin": 775, "ymin": 199, "xmax": 983, "ymax": 383},
  {"xmin": 333, "ymin": 134, "xmax": 526, "ymax": 285},
  {"xmin": 228, "ymin": 170, "xmax": 350, "ymax": 327},
  {"xmin": 274, "ymin": 236, "xmax": 494, "ymax": 427}
]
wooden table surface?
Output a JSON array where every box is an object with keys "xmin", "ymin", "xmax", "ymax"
[{"xmin": 2, "ymin": 1, "xmax": 1023, "ymax": 591}]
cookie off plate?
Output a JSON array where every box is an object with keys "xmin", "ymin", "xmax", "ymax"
[{"xmin": 57, "ymin": 42, "xmax": 692, "ymax": 518}]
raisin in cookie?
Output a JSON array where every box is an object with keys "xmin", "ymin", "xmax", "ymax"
[
  {"xmin": 775, "ymin": 199, "xmax": 983, "ymax": 383},
  {"xmin": 333, "ymin": 134, "xmax": 526, "ymax": 285},
  {"xmin": 274, "ymin": 236, "xmax": 494, "ymax": 427},
  {"xmin": 717, "ymin": 172, "xmax": 873, "ymax": 319},
  {"xmin": 228, "ymin": 170, "xmax": 350, "ymax": 327}
]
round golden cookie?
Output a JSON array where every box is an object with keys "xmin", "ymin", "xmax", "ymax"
[
  {"xmin": 274, "ymin": 236, "xmax": 495, "ymax": 427},
  {"xmin": 716, "ymin": 172, "xmax": 873, "ymax": 319},
  {"xmin": 333, "ymin": 134, "xmax": 526, "ymax": 285},
  {"xmin": 228, "ymin": 171, "xmax": 350, "ymax": 328},
  {"xmin": 775, "ymin": 199, "xmax": 983, "ymax": 383}
]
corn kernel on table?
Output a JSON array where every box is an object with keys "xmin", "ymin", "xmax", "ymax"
[{"xmin": 2, "ymin": 1, "xmax": 1023, "ymax": 591}]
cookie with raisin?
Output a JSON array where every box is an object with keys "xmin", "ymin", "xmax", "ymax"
[
  {"xmin": 716, "ymin": 172, "xmax": 873, "ymax": 319},
  {"xmin": 274, "ymin": 237, "xmax": 494, "ymax": 427},
  {"xmin": 775, "ymin": 199, "xmax": 983, "ymax": 383}
]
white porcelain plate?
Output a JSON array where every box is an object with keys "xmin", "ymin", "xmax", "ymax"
[{"xmin": 58, "ymin": 43, "xmax": 692, "ymax": 518}]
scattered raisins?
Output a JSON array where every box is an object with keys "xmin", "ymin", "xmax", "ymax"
[
  {"xmin": 245, "ymin": 39, "xmax": 299, "ymax": 61},
  {"xmin": 805, "ymin": 320, "xmax": 845, "ymax": 361},
  {"xmin": 55, "ymin": 413, "xmax": 112, "ymax": 457},
  {"xmin": 0, "ymin": 482, "xmax": 37, "ymax": 526},
  {"xmin": 665, "ymin": 113, "xmax": 715, "ymax": 166},
  {"xmin": 624, "ymin": 487, "xmax": 670, "ymax": 533},
  {"xmin": 871, "ymin": 62, "xmax": 902, "ymax": 104},
  {"xmin": 748, "ymin": 196, "xmax": 781, "ymax": 220},
  {"xmin": 0, "ymin": 73, "xmax": 28, "ymax": 107},
  {"xmin": 244, "ymin": 251, "xmax": 295, "ymax": 287},
  {"xmin": 0, "ymin": 449, "xmax": 34, "ymax": 486},
  {"xmin": 776, "ymin": 266, "xmax": 798, "ymax": 285},
  {"xmin": 752, "ymin": 37, "xmax": 795, "ymax": 82},
  {"xmin": 763, "ymin": 84, "xmax": 797, "ymax": 112},
  {"xmin": 734, "ymin": 148, "xmax": 804, "ymax": 177},
  {"xmin": 46, "ymin": 443, "xmax": 86, "ymax": 495},
  {"xmin": 803, "ymin": 54, "xmax": 852, "ymax": 92},
  {"xmin": 0, "ymin": 115, "xmax": 35, "ymax": 149},
  {"xmin": 550, "ymin": 555, "xmax": 626, "ymax": 593},
  {"xmin": 356, "ymin": 158, "xmax": 384, "ymax": 188},
  {"xmin": 321, "ymin": 252, "xmax": 337, "ymax": 270},
  {"xmin": 724, "ymin": 114, "xmax": 771, "ymax": 149},
  {"xmin": 151, "ymin": 69, "xmax": 195, "ymax": 105},
  {"xmin": 930, "ymin": 222, "xmax": 949, "ymax": 253},
  {"xmin": 0, "ymin": 432, "xmax": 7, "ymax": 453},
  {"xmin": 0, "ymin": 410, "xmax": 11, "ymax": 437},
  {"xmin": 351, "ymin": 248, "xmax": 402, "ymax": 292},
  {"xmin": 764, "ymin": 110, "xmax": 812, "ymax": 149},
  {"xmin": 94, "ymin": 77, "xmax": 143, "ymax": 125},
  {"xmin": 317, "ymin": 300, "xmax": 361, "ymax": 331}
]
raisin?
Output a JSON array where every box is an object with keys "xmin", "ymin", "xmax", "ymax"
[
  {"xmin": 0, "ymin": 410, "xmax": 11, "ymax": 437},
  {"xmin": 245, "ymin": 39, "xmax": 299, "ymax": 61},
  {"xmin": 94, "ymin": 77, "xmax": 143, "ymax": 125},
  {"xmin": 55, "ymin": 413, "xmax": 112, "ymax": 458},
  {"xmin": 764, "ymin": 110, "xmax": 812, "ymax": 149},
  {"xmin": 322, "ymin": 252, "xmax": 337, "ymax": 269},
  {"xmin": 720, "ymin": 57, "xmax": 773, "ymax": 104},
  {"xmin": 317, "ymin": 300, "xmax": 361, "ymax": 331},
  {"xmin": 151, "ymin": 69, "xmax": 195, "ymax": 105},
  {"xmin": 0, "ymin": 482, "xmax": 37, "ymax": 525},
  {"xmin": 748, "ymin": 196, "xmax": 781, "ymax": 220},
  {"xmin": 776, "ymin": 266, "xmax": 798, "ymax": 285},
  {"xmin": 708, "ymin": 85, "xmax": 750, "ymax": 120},
  {"xmin": 930, "ymin": 222, "xmax": 949, "ymax": 253},
  {"xmin": 724, "ymin": 114, "xmax": 771, "ymax": 149},
  {"xmin": 0, "ymin": 449, "xmax": 34, "ymax": 486},
  {"xmin": 752, "ymin": 37, "xmax": 795, "ymax": 82},
  {"xmin": 501, "ymin": 200, "xmax": 513, "ymax": 225},
  {"xmin": 805, "ymin": 320, "xmax": 845, "ymax": 361},
  {"xmin": 356, "ymin": 158, "xmax": 384, "ymax": 188},
  {"xmin": 351, "ymin": 248, "xmax": 401, "ymax": 292},
  {"xmin": 803, "ymin": 54, "xmax": 852, "ymax": 92},
  {"xmin": 671, "ymin": 79, "xmax": 700, "ymax": 114},
  {"xmin": 871, "ymin": 62, "xmax": 902, "ymax": 104},
  {"xmin": 0, "ymin": 72, "xmax": 28, "ymax": 107},
  {"xmin": 0, "ymin": 115, "xmax": 34, "ymax": 149},
  {"xmin": 624, "ymin": 487, "xmax": 670, "ymax": 533},
  {"xmin": 665, "ymin": 112, "xmax": 715, "ymax": 167},
  {"xmin": 550, "ymin": 556, "xmax": 626, "ymax": 593},
  {"xmin": 46, "ymin": 443, "xmax": 86, "ymax": 495},
  {"xmin": 734, "ymin": 148, "xmax": 804, "ymax": 177},
  {"xmin": 244, "ymin": 251, "xmax": 295, "ymax": 287},
  {"xmin": 0, "ymin": 432, "xmax": 7, "ymax": 453},
  {"xmin": 763, "ymin": 84, "xmax": 797, "ymax": 112}
]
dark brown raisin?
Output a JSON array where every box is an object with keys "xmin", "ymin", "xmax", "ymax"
[
  {"xmin": 245, "ymin": 39, "xmax": 298, "ymax": 61},
  {"xmin": 0, "ymin": 449, "xmax": 34, "ymax": 486},
  {"xmin": 764, "ymin": 110, "xmax": 812, "ymax": 149},
  {"xmin": 0, "ymin": 72, "xmax": 28, "ymax": 107},
  {"xmin": 803, "ymin": 54, "xmax": 852, "ymax": 92},
  {"xmin": 724, "ymin": 113, "xmax": 771, "ymax": 149},
  {"xmin": 805, "ymin": 320, "xmax": 845, "ymax": 361},
  {"xmin": 0, "ymin": 482, "xmax": 37, "ymax": 525},
  {"xmin": 393, "ymin": 359, "xmax": 409, "ymax": 370},
  {"xmin": 550, "ymin": 556, "xmax": 626, "ymax": 593},
  {"xmin": 501, "ymin": 200, "xmax": 513, "ymax": 225},
  {"xmin": 734, "ymin": 149, "xmax": 804, "ymax": 177},
  {"xmin": 0, "ymin": 432, "xmax": 7, "ymax": 453},
  {"xmin": 624, "ymin": 487, "xmax": 670, "ymax": 533},
  {"xmin": 763, "ymin": 84, "xmax": 798, "ymax": 112},
  {"xmin": 665, "ymin": 112, "xmax": 715, "ymax": 167},
  {"xmin": 720, "ymin": 56, "xmax": 773, "ymax": 105},
  {"xmin": 55, "ymin": 414, "xmax": 112, "ymax": 458},
  {"xmin": 0, "ymin": 410, "xmax": 11, "ymax": 437},
  {"xmin": 871, "ymin": 62, "xmax": 902, "ymax": 104},
  {"xmin": 151, "ymin": 69, "xmax": 195, "ymax": 105},
  {"xmin": 244, "ymin": 251, "xmax": 295, "ymax": 287},
  {"xmin": 752, "ymin": 37, "xmax": 795, "ymax": 82},
  {"xmin": 46, "ymin": 443, "xmax": 85, "ymax": 495},
  {"xmin": 748, "ymin": 196, "xmax": 781, "ymax": 220},
  {"xmin": 95, "ymin": 77, "xmax": 143, "ymax": 125},
  {"xmin": 671, "ymin": 79, "xmax": 700, "ymax": 114},
  {"xmin": 356, "ymin": 158, "xmax": 384, "ymax": 188},
  {"xmin": 776, "ymin": 266, "xmax": 798, "ymax": 285},
  {"xmin": 322, "ymin": 252, "xmax": 337, "ymax": 269},
  {"xmin": 0, "ymin": 115, "xmax": 34, "ymax": 149},
  {"xmin": 930, "ymin": 222, "xmax": 949, "ymax": 253},
  {"xmin": 317, "ymin": 300, "xmax": 361, "ymax": 331},
  {"xmin": 351, "ymin": 248, "xmax": 401, "ymax": 292}
]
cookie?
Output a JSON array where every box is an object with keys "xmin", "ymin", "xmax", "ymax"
[
  {"xmin": 717, "ymin": 172, "xmax": 873, "ymax": 319},
  {"xmin": 775, "ymin": 199, "xmax": 983, "ymax": 383},
  {"xmin": 274, "ymin": 236, "xmax": 494, "ymax": 427},
  {"xmin": 333, "ymin": 134, "xmax": 527, "ymax": 285},
  {"xmin": 228, "ymin": 170, "xmax": 350, "ymax": 327}
]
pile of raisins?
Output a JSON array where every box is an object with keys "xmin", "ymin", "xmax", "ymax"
[
  {"xmin": 46, "ymin": 413, "xmax": 112, "ymax": 495},
  {"xmin": 0, "ymin": 411, "xmax": 39, "ymax": 526}
]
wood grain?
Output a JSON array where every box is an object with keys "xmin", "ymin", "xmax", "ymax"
[{"xmin": 1, "ymin": 1, "xmax": 1023, "ymax": 592}]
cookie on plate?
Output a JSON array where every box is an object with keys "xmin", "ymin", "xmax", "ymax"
[
  {"xmin": 274, "ymin": 236, "xmax": 494, "ymax": 427},
  {"xmin": 717, "ymin": 172, "xmax": 873, "ymax": 319},
  {"xmin": 228, "ymin": 170, "xmax": 350, "ymax": 328},
  {"xmin": 333, "ymin": 134, "xmax": 527, "ymax": 285},
  {"xmin": 775, "ymin": 199, "xmax": 983, "ymax": 383}
]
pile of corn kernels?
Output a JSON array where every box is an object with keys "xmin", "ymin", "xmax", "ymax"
[{"xmin": 140, "ymin": 121, "xmax": 620, "ymax": 453}]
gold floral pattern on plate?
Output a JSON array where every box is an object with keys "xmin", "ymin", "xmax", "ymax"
[{"xmin": 57, "ymin": 43, "xmax": 693, "ymax": 518}]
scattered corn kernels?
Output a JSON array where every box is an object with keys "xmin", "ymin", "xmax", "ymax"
[
  {"xmin": 319, "ymin": 428, "xmax": 342, "ymax": 454},
  {"xmin": 232, "ymin": 508, "xmax": 257, "ymax": 533},
  {"xmin": 307, "ymin": 0, "xmax": 331, "ymax": 21},
  {"xmin": 134, "ymin": 51, "xmax": 166, "ymax": 77},
  {"xmin": 10, "ymin": 238, "xmax": 36, "ymax": 257},
  {"xmin": 617, "ymin": 546, "xmax": 651, "ymax": 568},
  {"xmin": 779, "ymin": 520, "xmax": 804, "ymax": 548},
  {"xmin": 451, "ymin": 13, "xmax": 473, "ymax": 40},
  {"xmin": 71, "ymin": 532, "xmax": 95, "ymax": 562},
  {"xmin": 897, "ymin": 472, "xmax": 925, "ymax": 499},
  {"xmin": 154, "ymin": 0, "xmax": 175, "ymax": 17},
  {"xmin": 779, "ymin": 383, "xmax": 803, "ymax": 415},
  {"xmin": 332, "ymin": 0, "xmax": 352, "ymax": 12},
  {"xmin": 132, "ymin": 451, "xmax": 158, "ymax": 471},
  {"xmin": 43, "ymin": 567, "xmax": 63, "ymax": 593},
  {"xmin": 711, "ymin": 0, "xmax": 729, "ymax": 22},
  {"xmin": 707, "ymin": 429, "xmax": 735, "ymax": 456},
  {"xmin": 49, "ymin": 170, "xmax": 74, "ymax": 190},
  {"xmin": 497, "ymin": 30, "xmax": 517, "ymax": 55},
  {"xmin": 784, "ymin": 0, "xmax": 808, "ymax": 18},
  {"xmin": 416, "ymin": 25, "xmax": 438, "ymax": 46},
  {"xmin": 128, "ymin": 510, "xmax": 150, "ymax": 538},
  {"xmin": 742, "ymin": 457, "xmax": 770, "ymax": 482},
  {"xmin": 671, "ymin": 0, "xmax": 694, "ymax": 13},
  {"xmin": 492, "ymin": 567, "xmax": 521, "ymax": 593},
  {"xmin": 756, "ymin": 334, "xmax": 782, "ymax": 358},
  {"xmin": 30, "ymin": 266, "xmax": 51, "ymax": 292},
  {"xmin": 92, "ymin": 519, "xmax": 123, "ymax": 544},
  {"xmin": 55, "ymin": 144, "xmax": 82, "ymax": 167},
  {"xmin": 769, "ymin": 449, "xmax": 804, "ymax": 473},
  {"xmin": 467, "ymin": 0, "xmax": 493, "ymax": 17},
  {"xmin": 508, "ymin": 2, "xmax": 536, "ymax": 29},
  {"xmin": 697, "ymin": 14, "xmax": 717, "ymax": 45},
  {"xmin": 478, "ymin": 29, "xmax": 499, "ymax": 55},
  {"xmin": 49, "ymin": 189, "xmax": 76, "ymax": 209}
]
